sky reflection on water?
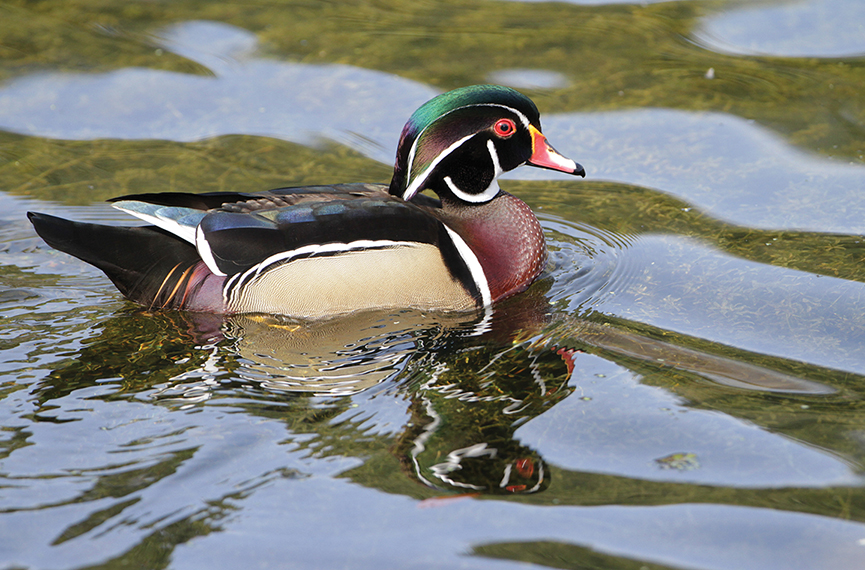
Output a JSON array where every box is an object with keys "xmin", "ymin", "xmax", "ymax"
[
  {"xmin": 0, "ymin": 22, "xmax": 432, "ymax": 165},
  {"xmin": 695, "ymin": 0, "xmax": 865, "ymax": 58}
]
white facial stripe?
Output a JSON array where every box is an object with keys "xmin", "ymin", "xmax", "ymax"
[
  {"xmin": 404, "ymin": 134, "xmax": 419, "ymax": 197},
  {"xmin": 487, "ymin": 138, "xmax": 504, "ymax": 178},
  {"xmin": 471, "ymin": 103, "xmax": 531, "ymax": 129},
  {"xmin": 225, "ymin": 239, "xmax": 414, "ymax": 304},
  {"xmin": 492, "ymin": 104, "xmax": 531, "ymax": 129},
  {"xmin": 403, "ymin": 133, "xmax": 473, "ymax": 201},
  {"xmin": 403, "ymin": 103, "xmax": 531, "ymax": 200},
  {"xmin": 196, "ymin": 225, "xmax": 227, "ymax": 276},
  {"xmin": 443, "ymin": 226, "xmax": 492, "ymax": 307}
]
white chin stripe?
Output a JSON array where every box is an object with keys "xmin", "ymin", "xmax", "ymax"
[
  {"xmin": 443, "ymin": 226, "xmax": 492, "ymax": 307},
  {"xmin": 444, "ymin": 176, "xmax": 500, "ymax": 204},
  {"xmin": 419, "ymin": 137, "xmax": 504, "ymax": 204},
  {"xmin": 447, "ymin": 139, "xmax": 504, "ymax": 203}
]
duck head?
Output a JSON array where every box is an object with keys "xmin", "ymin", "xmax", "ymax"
[{"xmin": 388, "ymin": 85, "xmax": 585, "ymax": 204}]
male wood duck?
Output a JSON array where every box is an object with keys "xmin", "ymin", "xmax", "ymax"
[{"xmin": 28, "ymin": 85, "xmax": 584, "ymax": 318}]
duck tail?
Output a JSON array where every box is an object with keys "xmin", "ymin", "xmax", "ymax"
[{"xmin": 27, "ymin": 212, "xmax": 224, "ymax": 312}]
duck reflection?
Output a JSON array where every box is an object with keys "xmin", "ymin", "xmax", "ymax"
[
  {"xmin": 37, "ymin": 276, "xmax": 834, "ymax": 499},
  {"xmin": 172, "ymin": 283, "xmax": 565, "ymax": 494},
  {"xmin": 223, "ymin": 312, "xmax": 458, "ymax": 397},
  {"xmin": 396, "ymin": 342, "xmax": 576, "ymax": 495},
  {"xmin": 170, "ymin": 279, "xmax": 557, "ymax": 398},
  {"xmin": 220, "ymin": 288, "xmax": 572, "ymax": 494}
]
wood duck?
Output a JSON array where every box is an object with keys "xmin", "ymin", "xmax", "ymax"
[{"xmin": 28, "ymin": 85, "xmax": 585, "ymax": 318}]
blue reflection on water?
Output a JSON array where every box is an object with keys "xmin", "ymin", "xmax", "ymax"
[
  {"xmin": 534, "ymin": 110, "xmax": 865, "ymax": 234},
  {"xmin": 517, "ymin": 349, "xmax": 858, "ymax": 487},
  {"xmin": 695, "ymin": 0, "xmax": 865, "ymax": 58},
  {"xmin": 545, "ymin": 218, "xmax": 865, "ymax": 375},
  {"xmin": 0, "ymin": 21, "xmax": 434, "ymax": 165}
]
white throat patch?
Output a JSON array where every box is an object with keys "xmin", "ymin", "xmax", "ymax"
[{"xmin": 444, "ymin": 177, "xmax": 500, "ymax": 204}]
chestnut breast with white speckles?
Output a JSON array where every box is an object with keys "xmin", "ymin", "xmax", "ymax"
[{"xmin": 437, "ymin": 192, "xmax": 547, "ymax": 302}]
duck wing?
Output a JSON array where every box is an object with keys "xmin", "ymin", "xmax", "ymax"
[{"xmin": 111, "ymin": 183, "xmax": 448, "ymax": 277}]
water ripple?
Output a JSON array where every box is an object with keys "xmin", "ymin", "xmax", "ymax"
[{"xmin": 542, "ymin": 215, "xmax": 639, "ymax": 314}]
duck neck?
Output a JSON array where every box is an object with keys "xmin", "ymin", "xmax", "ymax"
[{"xmin": 441, "ymin": 192, "xmax": 547, "ymax": 303}]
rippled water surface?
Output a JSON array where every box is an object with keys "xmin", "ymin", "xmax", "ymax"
[{"xmin": 2, "ymin": 1, "xmax": 865, "ymax": 569}]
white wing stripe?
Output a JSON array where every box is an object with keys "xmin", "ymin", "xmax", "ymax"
[{"xmin": 196, "ymin": 225, "xmax": 227, "ymax": 276}]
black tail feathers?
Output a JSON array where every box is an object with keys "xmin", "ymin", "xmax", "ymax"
[{"xmin": 28, "ymin": 212, "xmax": 201, "ymax": 307}]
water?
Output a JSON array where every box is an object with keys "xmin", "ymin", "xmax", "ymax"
[{"xmin": 2, "ymin": 1, "xmax": 865, "ymax": 568}]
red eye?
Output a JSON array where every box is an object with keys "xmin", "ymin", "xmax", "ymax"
[{"xmin": 494, "ymin": 118, "xmax": 516, "ymax": 138}]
